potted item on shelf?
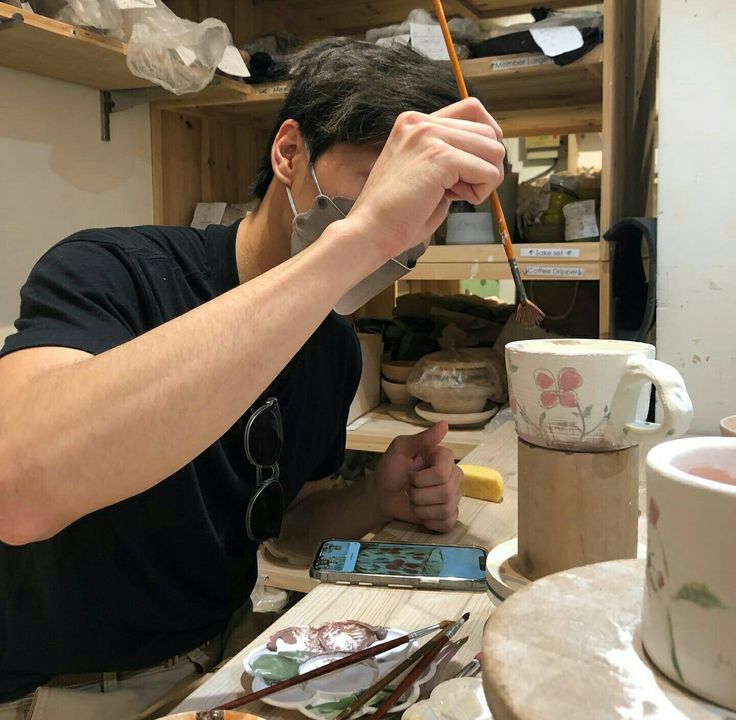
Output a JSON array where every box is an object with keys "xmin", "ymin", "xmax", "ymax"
[{"xmin": 407, "ymin": 348, "xmax": 506, "ymax": 414}]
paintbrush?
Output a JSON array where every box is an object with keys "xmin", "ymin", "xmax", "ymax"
[
  {"xmin": 334, "ymin": 632, "xmax": 469, "ymax": 720},
  {"xmin": 212, "ymin": 619, "xmax": 451, "ymax": 711},
  {"xmin": 369, "ymin": 612, "xmax": 470, "ymax": 720},
  {"xmin": 432, "ymin": 0, "xmax": 545, "ymax": 328},
  {"xmin": 456, "ymin": 652, "xmax": 482, "ymax": 678}
]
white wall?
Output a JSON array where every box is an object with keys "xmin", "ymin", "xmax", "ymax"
[
  {"xmin": 0, "ymin": 67, "xmax": 153, "ymax": 340},
  {"xmin": 657, "ymin": 0, "xmax": 736, "ymax": 433}
]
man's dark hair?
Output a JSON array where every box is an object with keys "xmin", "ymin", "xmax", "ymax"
[{"xmin": 251, "ymin": 37, "xmax": 466, "ymax": 198}]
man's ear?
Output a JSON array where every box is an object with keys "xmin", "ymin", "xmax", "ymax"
[{"xmin": 271, "ymin": 119, "xmax": 306, "ymax": 187}]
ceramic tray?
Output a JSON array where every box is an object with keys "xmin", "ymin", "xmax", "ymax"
[{"xmin": 243, "ymin": 623, "xmax": 439, "ymax": 719}]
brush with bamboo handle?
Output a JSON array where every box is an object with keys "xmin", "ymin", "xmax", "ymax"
[{"xmin": 432, "ymin": 0, "xmax": 545, "ymax": 328}]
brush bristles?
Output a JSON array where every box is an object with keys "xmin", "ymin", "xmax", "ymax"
[{"xmin": 515, "ymin": 301, "xmax": 545, "ymax": 328}]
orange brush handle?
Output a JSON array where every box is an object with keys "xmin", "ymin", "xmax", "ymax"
[{"xmin": 431, "ymin": 0, "xmax": 516, "ymax": 262}]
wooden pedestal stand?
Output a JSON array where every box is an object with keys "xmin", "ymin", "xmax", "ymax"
[{"xmin": 516, "ymin": 438, "xmax": 639, "ymax": 581}]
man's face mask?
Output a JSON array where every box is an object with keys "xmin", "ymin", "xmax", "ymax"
[{"xmin": 286, "ymin": 163, "xmax": 426, "ymax": 316}]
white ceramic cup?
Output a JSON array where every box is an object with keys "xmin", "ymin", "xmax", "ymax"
[
  {"xmin": 505, "ymin": 339, "xmax": 693, "ymax": 451},
  {"xmin": 642, "ymin": 437, "xmax": 736, "ymax": 710}
]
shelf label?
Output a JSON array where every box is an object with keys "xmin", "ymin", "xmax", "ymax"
[
  {"xmin": 490, "ymin": 55, "xmax": 554, "ymax": 71},
  {"xmin": 520, "ymin": 247, "xmax": 580, "ymax": 258},
  {"xmin": 524, "ymin": 266, "xmax": 584, "ymax": 277},
  {"xmin": 256, "ymin": 83, "xmax": 291, "ymax": 95}
]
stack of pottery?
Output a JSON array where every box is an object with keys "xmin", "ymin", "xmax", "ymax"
[
  {"xmin": 380, "ymin": 360, "xmax": 416, "ymax": 406},
  {"xmin": 407, "ymin": 348, "xmax": 507, "ymax": 427},
  {"xmin": 504, "ymin": 339, "xmax": 693, "ymax": 582}
]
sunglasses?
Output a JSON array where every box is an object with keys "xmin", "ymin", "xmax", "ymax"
[{"xmin": 244, "ymin": 397, "xmax": 284, "ymax": 543}]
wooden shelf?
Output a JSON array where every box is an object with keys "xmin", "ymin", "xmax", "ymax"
[
  {"xmin": 0, "ymin": 2, "xmax": 252, "ymax": 101},
  {"xmin": 408, "ymin": 242, "xmax": 608, "ymax": 281},
  {"xmin": 346, "ymin": 405, "xmax": 491, "ymax": 459},
  {"xmin": 161, "ymin": 49, "xmax": 603, "ymax": 137},
  {"xmin": 0, "ymin": 2, "xmax": 149, "ymax": 89},
  {"xmin": 249, "ymin": 0, "xmax": 600, "ymax": 35}
]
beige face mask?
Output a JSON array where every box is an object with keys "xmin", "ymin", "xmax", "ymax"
[{"xmin": 286, "ymin": 164, "xmax": 426, "ymax": 316}]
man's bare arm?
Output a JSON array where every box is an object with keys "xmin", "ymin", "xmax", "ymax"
[{"xmin": 0, "ymin": 220, "xmax": 380, "ymax": 545}]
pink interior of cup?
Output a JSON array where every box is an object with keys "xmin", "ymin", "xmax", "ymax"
[{"xmin": 672, "ymin": 446, "xmax": 736, "ymax": 487}]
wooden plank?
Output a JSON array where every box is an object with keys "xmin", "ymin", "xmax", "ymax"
[
  {"xmin": 600, "ymin": 0, "xmax": 629, "ymax": 233},
  {"xmin": 157, "ymin": 110, "xmax": 203, "ymax": 226},
  {"xmin": 599, "ymin": 260, "xmax": 611, "ymax": 339},
  {"xmin": 496, "ymin": 104, "xmax": 602, "ymax": 138},
  {"xmin": 346, "ymin": 405, "xmax": 490, "ymax": 459},
  {"xmin": 150, "ymin": 104, "xmax": 165, "ymax": 224},
  {"xmin": 407, "ymin": 261, "xmax": 603, "ymax": 281},
  {"xmin": 418, "ymin": 243, "xmax": 608, "ymax": 263},
  {"xmin": 0, "ymin": 2, "xmax": 150, "ymax": 89}
]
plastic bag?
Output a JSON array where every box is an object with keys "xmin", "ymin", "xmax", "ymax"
[
  {"xmin": 407, "ymin": 347, "xmax": 507, "ymax": 413},
  {"xmin": 52, "ymin": 0, "xmax": 124, "ymax": 38},
  {"xmin": 125, "ymin": 0, "xmax": 231, "ymax": 95}
]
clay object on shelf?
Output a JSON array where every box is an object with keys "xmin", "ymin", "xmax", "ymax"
[{"xmin": 407, "ymin": 349, "xmax": 504, "ymax": 414}]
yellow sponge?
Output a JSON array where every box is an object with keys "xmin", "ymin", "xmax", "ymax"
[{"xmin": 459, "ymin": 464, "xmax": 504, "ymax": 503}]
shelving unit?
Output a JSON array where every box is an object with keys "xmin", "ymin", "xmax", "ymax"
[
  {"xmin": 0, "ymin": 0, "xmax": 658, "ymax": 451},
  {"xmin": 345, "ymin": 405, "xmax": 490, "ymax": 458}
]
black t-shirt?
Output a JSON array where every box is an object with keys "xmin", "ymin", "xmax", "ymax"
[{"xmin": 0, "ymin": 222, "xmax": 361, "ymax": 700}]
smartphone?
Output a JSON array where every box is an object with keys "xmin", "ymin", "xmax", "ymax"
[{"xmin": 309, "ymin": 539, "xmax": 487, "ymax": 592}]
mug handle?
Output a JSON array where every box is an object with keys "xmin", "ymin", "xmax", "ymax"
[{"xmin": 610, "ymin": 355, "xmax": 693, "ymax": 444}]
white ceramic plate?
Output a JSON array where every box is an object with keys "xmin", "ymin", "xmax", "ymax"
[{"xmin": 414, "ymin": 402, "xmax": 498, "ymax": 427}]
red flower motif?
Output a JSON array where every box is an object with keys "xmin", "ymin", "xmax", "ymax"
[
  {"xmin": 649, "ymin": 496, "xmax": 660, "ymax": 527},
  {"xmin": 535, "ymin": 367, "xmax": 583, "ymax": 409},
  {"xmin": 657, "ymin": 571, "xmax": 665, "ymax": 589}
]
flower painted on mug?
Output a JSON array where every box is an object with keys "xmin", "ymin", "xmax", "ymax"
[
  {"xmin": 649, "ymin": 496, "xmax": 660, "ymax": 527},
  {"xmin": 534, "ymin": 367, "xmax": 583, "ymax": 409},
  {"xmin": 657, "ymin": 571, "xmax": 665, "ymax": 589}
]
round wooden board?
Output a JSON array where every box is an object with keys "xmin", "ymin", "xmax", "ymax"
[{"xmin": 482, "ymin": 559, "xmax": 735, "ymax": 720}]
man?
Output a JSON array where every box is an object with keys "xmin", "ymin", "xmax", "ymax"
[{"xmin": 0, "ymin": 38, "xmax": 504, "ymax": 717}]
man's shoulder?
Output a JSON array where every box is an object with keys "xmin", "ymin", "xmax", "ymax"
[{"xmin": 53, "ymin": 224, "xmax": 207, "ymax": 262}]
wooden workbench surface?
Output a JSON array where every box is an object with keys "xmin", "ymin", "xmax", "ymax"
[{"xmin": 174, "ymin": 422, "xmax": 519, "ymax": 716}]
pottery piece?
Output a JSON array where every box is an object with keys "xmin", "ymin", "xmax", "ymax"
[
  {"xmin": 414, "ymin": 401, "xmax": 498, "ymax": 427},
  {"xmin": 381, "ymin": 360, "xmax": 416, "ymax": 383},
  {"xmin": 642, "ymin": 437, "xmax": 736, "ymax": 711},
  {"xmin": 407, "ymin": 349, "xmax": 505, "ymax": 414},
  {"xmin": 505, "ymin": 338, "xmax": 693, "ymax": 451},
  {"xmin": 719, "ymin": 414, "xmax": 736, "ymax": 437},
  {"xmin": 381, "ymin": 379, "xmax": 414, "ymax": 406}
]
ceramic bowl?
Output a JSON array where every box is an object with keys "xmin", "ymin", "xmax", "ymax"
[
  {"xmin": 382, "ymin": 360, "xmax": 416, "ymax": 383},
  {"xmin": 720, "ymin": 414, "xmax": 736, "ymax": 437},
  {"xmin": 382, "ymin": 379, "xmax": 414, "ymax": 406}
]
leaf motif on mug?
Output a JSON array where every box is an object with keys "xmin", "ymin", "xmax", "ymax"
[
  {"xmin": 604, "ymin": 404, "xmax": 609, "ymax": 414},
  {"xmin": 583, "ymin": 404, "xmax": 592, "ymax": 419},
  {"xmin": 675, "ymin": 583, "xmax": 727, "ymax": 609}
]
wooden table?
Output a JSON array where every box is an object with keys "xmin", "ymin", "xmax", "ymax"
[{"xmin": 174, "ymin": 422, "xmax": 519, "ymax": 716}]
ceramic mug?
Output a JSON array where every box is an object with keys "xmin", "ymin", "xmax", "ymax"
[
  {"xmin": 642, "ymin": 437, "xmax": 736, "ymax": 710},
  {"xmin": 505, "ymin": 339, "xmax": 693, "ymax": 451}
]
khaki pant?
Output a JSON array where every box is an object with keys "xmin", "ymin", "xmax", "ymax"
[{"xmin": 0, "ymin": 602, "xmax": 261, "ymax": 720}]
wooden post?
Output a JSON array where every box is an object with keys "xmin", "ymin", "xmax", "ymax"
[{"xmin": 516, "ymin": 438, "xmax": 638, "ymax": 580}]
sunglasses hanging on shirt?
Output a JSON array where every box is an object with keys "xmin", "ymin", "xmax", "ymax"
[{"xmin": 244, "ymin": 397, "xmax": 284, "ymax": 542}]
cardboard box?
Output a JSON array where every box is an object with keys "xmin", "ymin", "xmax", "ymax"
[{"xmin": 347, "ymin": 333, "xmax": 382, "ymax": 424}]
